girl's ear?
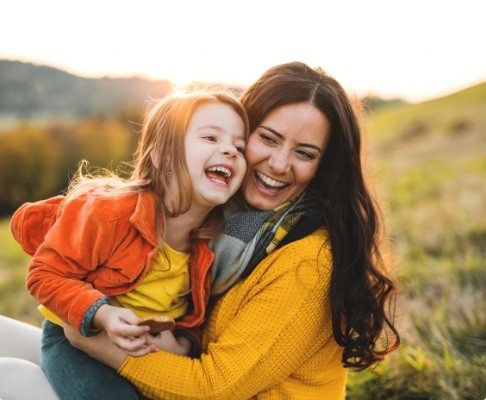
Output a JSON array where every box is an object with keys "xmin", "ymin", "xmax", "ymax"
[{"xmin": 150, "ymin": 149, "xmax": 160, "ymax": 170}]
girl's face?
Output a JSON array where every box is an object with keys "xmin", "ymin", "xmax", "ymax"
[
  {"xmin": 184, "ymin": 101, "xmax": 247, "ymax": 212},
  {"xmin": 242, "ymin": 102, "xmax": 330, "ymax": 210}
]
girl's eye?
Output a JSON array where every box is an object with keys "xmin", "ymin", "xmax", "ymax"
[
  {"xmin": 236, "ymin": 146, "xmax": 246, "ymax": 154},
  {"xmin": 203, "ymin": 135, "xmax": 218, "ymax": 142}
]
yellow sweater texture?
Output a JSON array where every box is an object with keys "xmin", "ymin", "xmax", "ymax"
[{"xmin": 119, "ymin": 228, "xmax": 347, "ymax": 399}]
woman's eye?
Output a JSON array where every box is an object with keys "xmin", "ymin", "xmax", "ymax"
[
  {"xmin": 296, "ymin": 150, "xmax": 317, "ymax": 160},
  {"xmin": 260, "ymin": 133, "xmax": 277, "ymax": 145}
]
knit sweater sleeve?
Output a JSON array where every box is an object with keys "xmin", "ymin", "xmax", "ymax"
[{"xmin": 119, "ymin": 229, "xmax": 341, "ymax": 399}]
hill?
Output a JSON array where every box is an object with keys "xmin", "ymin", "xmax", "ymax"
[
  {"xmin": 368, "ymin": 81, "xmax": 486, "ymax": 168},
  {"xmin": 0, "ymin": 59, "xmax": 404, "ymax": 126},
  {"xmin": 366, "ymin": 80, "xmax": 486, "ymax": 248},
  {"xmin": 369, "ymin": 81, "xmax": 486, "ymax": 140},
  {"xmin": 0, "ymin": 59, "xmax": 173, "ymax": 121}
]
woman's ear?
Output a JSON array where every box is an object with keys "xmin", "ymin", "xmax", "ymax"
[{"xmin": 150, "ymin": 149, "xmax": 160, "ymax": 170}]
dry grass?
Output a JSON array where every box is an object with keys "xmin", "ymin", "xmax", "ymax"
[{"xmin": 346, "ymin": 83, "xmax": 486, "ymax": 398}]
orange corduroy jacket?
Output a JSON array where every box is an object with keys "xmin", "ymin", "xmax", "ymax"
[{"xmin": 10, "ymin": 191, "xmax": 214, "ymax": 344}]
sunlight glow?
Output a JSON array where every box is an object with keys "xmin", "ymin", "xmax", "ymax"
[{"xmin": 1, "ymin": 0, "xmax": 485, "ymax": 102}]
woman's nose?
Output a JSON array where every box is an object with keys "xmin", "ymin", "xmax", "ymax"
[{"xmin": 268, "ymin": 149, "xmax": 290, "ymax": 174}]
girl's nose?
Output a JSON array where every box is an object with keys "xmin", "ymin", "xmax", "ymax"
[{"xmin": 221, "ymin": 142, "xmax": 237, "ymax": 157}]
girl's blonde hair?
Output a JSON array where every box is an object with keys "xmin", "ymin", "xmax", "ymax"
[{"xmin": 66, "ymin": 89, "xmax": 249, "ymax": 243}]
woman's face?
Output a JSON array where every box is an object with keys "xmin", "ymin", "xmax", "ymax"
[{"xmin": 242, "ymin": 102, "xmax": 330, "ymax": 210}]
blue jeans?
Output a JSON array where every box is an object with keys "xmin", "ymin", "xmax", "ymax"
[{"xmin": 41, "ymin": 320, "xmax": 149, "ymax": 400}]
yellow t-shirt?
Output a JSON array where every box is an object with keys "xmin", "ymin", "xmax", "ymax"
[{"xmin": 40, "ymin": 242, "xmax": 191, "ymax": 325}]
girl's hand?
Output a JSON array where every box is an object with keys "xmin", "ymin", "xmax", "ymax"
[
  {"xmin": 147, "ymin": 330, "xmax": 191, "ymax": 355},
  {"xmin": 92, "ymin": 304, "xmax": 152, "ymax": 355}
]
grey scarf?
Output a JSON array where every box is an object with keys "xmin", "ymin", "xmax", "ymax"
[{"xmin": 210, "ymin": 191, "xmax": 321, "ymax": 295}]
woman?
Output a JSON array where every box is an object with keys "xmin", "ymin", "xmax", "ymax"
[{"xmin": 0, "ymin": 61, "xmax": 399, "ymax": 399}]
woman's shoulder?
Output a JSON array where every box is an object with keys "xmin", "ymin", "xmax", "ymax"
[
  {"xmin": 255, "ymin": 228, "xmax": 332, "ymax": 280},
  {"xmin": 242, "ymin": 227, "xmax": 332, "ymax": 298},
  {"xmin": 279, "ymin": 227, "xmax": 330, "ymax": 259}
]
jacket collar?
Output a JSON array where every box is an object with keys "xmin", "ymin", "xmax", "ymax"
[{"xmin": 130, "ymin": 190, "xmax": 159, "ymax": 246}]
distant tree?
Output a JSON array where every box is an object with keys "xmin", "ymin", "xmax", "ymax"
[
  {"xmin": 0, "ymin": 124, "xmax": 60, "ymax": 214},
  {"xmin": 44, "ymin": 118, "xmax": 135, "ymax": 192},
  {"xmin": 0, "ymin": 117, "xmax": 136, "ymax": 216},
  {"xmin": 361, "ymin": 95, "xmax": 406, "ymax": 113}
]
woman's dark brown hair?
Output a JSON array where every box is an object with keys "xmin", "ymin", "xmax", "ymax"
[{"xmin": 240, "ymin": 61, "xmax": 399, "ymax": 370}]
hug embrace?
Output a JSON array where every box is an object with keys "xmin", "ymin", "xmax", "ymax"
[{"xmin": 0, "ymin": 61, "xmax": 399, "ymax": 400}]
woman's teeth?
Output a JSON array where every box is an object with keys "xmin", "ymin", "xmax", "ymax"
[{"xmin": 255, "ymin": 171, "xmax": 286, "ymax": 188}]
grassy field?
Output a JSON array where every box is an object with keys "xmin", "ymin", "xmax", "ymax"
[
  {"xmin": 0, "ymin": 217, "xmax": 42, "ymax": 326},
  {"xmin": 344, "ymin": 83, "xmax": 486, "ymax": 399},
  {"xmin": 1, "ymin": 84, "xmax": 485, "ymax": 398}
]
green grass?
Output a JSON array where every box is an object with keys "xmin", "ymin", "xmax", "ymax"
[
  {"xmin": 368, "ymin": 82, "xmax": 486, "ymax": 142},
  {"xmin": 0, "ymin": 217, "xmax": 43, "ymax": 326},
  {"xmin": 345, "ymin": 83, "xmax": 486, "ymax": 399}
]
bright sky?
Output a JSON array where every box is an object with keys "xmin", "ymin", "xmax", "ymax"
[{"xmin": 1, "ymin": 0, "xmax": 485, "ymax": 102}]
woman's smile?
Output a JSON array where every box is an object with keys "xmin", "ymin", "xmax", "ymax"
[{"xmin": 242, "ymin": 102, "xmax": 330, "ymax": 210}]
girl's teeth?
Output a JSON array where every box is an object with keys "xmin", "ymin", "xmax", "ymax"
[{"xmin": 207, "ymin": 166, "xmax": 231, "ymax": 178}]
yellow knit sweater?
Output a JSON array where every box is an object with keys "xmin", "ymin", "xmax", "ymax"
[{"xmin": 119, "ymin": 228, "xmax": 347, "ymax": 399}]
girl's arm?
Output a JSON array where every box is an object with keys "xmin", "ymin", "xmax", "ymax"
[{"xmin": 26, "ymin": 195, "xmax": 129, "ymax": 335}]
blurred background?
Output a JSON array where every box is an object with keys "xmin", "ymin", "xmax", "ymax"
[{"xmin": 1, "ymin": 0, "xmax": 485, "ymax": 398}]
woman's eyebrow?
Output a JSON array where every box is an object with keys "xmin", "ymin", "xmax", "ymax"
[
  {"xmin": 260, "ymin": 125, "xmax": 282, "ymax": 137},
  {"xmin": 260, "ymin": 125, "xmax": 323, "ymax": 153}
]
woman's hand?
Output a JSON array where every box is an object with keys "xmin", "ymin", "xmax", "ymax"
[{"xmin": 147, "ymin": 330, "xmax": 191, "ymax": 356}]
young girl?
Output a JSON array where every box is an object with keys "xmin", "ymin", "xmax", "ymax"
[{"xmin": 9, "ymin": 89, "xmax": 248, "ymax": 399}]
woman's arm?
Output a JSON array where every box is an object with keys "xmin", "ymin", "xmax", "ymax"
[
  {"xmin": 64, "ymin": 322, "xmax": 192, "ymax": 361},
  {"xmin": 72, "ymin": 231, "xmax": 338, "ymax": 400},
  {"xmin": 63, "ymin": 324, "xmax": 129, "ymax": 368}
]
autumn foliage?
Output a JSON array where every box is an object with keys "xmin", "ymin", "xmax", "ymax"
[{"xmin": 0, "ymin": 115, "xmax": 139, "ymax": 215}]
